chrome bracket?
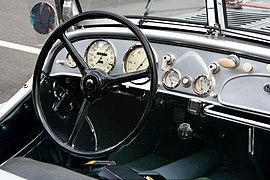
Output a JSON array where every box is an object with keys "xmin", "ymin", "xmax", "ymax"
[
  {"xmin": 188, "ymin": 99, "xmax": 204, "ymax": 116},
  {"xmin": 248, "ymin": 127, "xmax": 255, "ymax": 157},
  {"xmin": 206, "ymin": 24, "xmax": 223, "ymax": 37}
]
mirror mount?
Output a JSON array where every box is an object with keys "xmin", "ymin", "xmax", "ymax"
[{"xmin": 62, "ymin": 0, "xmax": 82, "ymax": 22}]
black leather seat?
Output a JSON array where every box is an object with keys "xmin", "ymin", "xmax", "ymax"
[{"xmin": 0, "ymin": 157, "xmax": 96, "ymax": 180}]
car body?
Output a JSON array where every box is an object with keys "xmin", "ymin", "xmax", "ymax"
[{"xmin": 0, "ymin": 0, "xmax": 270, "ymax": 179}]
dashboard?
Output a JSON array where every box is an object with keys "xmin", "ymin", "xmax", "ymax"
[{"xmin": 48, "ymin": 27, "xmax": 270, "ymax": 118}]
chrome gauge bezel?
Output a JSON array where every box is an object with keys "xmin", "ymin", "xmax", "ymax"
[
  {"xmin": 193, "ymin": 74, "xmax": 212, "ymax": 96},
  {"xmin": 123, "ymin": 44, "xmax": 149, "ymax": 85},
  {"xmin": 85, "ymin": 39, "xmax": 116, "ymax": 74},
  {"xmin": 162, "ymin": 68, "xmax": 181, "ymax": 89}
]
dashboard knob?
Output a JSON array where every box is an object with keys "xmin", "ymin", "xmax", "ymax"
[
  {"xmin": 266, "ymin": 64, "xmax": 270, "ymax": 73},
  {"xmin": 177, "ymin": 123, "xmax": 193, "ymax": 140},
  {"xmin": 182, "ymin": 76, "xmax": 192, "ymax": 88},
  {"xmin": 242, "ymin": 63, "xmax": 253, "ymax": 72},
  {"xmin": 218, "ymin": 54, "xmax": 239, "ymax": 68}
]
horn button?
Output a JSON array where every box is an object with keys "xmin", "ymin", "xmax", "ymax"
[
  {"xmin": 81, "ymin": 72, "xmax": 102, "ymax": 98},
  {"xmin": 86, "ymin": 76, "xmax": 99, "ymax": 90}
]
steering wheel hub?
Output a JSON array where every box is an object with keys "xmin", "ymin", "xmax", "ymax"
[{"xmin": 83, "ymin": 74, "xmax": 100, "ymax": 92}]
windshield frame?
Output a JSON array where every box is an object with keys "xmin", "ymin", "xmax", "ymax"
[
  {"xmin": 218, "ymin": 0, "xmax": 270, "ymax": 42},
  {"xmin": 56, "ymin": 0, "xmax": 270, "ymax": 43}
]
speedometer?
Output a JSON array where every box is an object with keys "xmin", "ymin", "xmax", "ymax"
[
  {"xmin": 85, "ymin": 40, "xmax": 115, "ymax": 73},
  {"xmin": 123, "ymin": 44, "xmax": 149, "ymax": 84}
]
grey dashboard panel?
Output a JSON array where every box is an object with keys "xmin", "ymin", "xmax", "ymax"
[
  {"xmin": 219, "ymin": 74, "xmax": 270, "ymax": 115},
  {"xmin": 47, "ymin": 28, "xmax": 270, "ymax": 117}
]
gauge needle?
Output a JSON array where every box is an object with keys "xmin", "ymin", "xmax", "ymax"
[
  {"xmin": 136, "ymin": 57, "xmax": 147, "ymax": 71},
  {"xmin": 169, "ymin": 73, "xmax": 173, "ymax": 86},
  {"xmin": 200, "ymin": 79, "xmax": 203, "ymax": 91},
  {"xmin": 96, "ymin": 57, "xmax": 104, "ymax": 64}
]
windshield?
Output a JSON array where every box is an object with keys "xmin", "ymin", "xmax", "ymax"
[
  {"xmin": 80, "ymin": 0, "xmax": 206, "ymax": 24},
  {"xmin": 225, "ymin": 0, "xmax": 270, "ymax": 34}
]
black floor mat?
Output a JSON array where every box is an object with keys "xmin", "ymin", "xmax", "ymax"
[
  {"xmin": 125, "ymin": 154, "xmax": 171, "ymax": 171},
  {"xmin": 126, "ymin": 149, "xmax": 221, "ymax": 179}
]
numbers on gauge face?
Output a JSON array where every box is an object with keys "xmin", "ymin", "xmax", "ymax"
[
  {"xmin": 123, "ymin": 44, "xmax": 149, "ymax": 84},
  {"xmin": 193, "ymin": 74, "xmax": 212, "ymax": 96},
  {"xmin": 85, "ymin": 40, "xmax": 116, "ymax": 73},
  {"xmin": 163, "ymin": 69, "xmax": 181, "ymax": 89}
]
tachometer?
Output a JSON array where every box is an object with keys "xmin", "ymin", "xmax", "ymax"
[
  {"xmin": 193, "ymin": 75, "xmax": 212, "ymax": 96},
  {"xmin": 123, "ymin": 44, "xmax": 149, "ymax": 84},
  {"xmin": 85, "ymin": 40, "xmax": 115, "ymax": 73}
]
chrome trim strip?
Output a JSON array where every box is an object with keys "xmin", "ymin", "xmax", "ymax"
[
  {"xmin": 224, "ymin": 29, "xmax": 270, "ymax": 43},
  {"xmin": 0, "ymin": 77, "xmax": 32, "ymax": 122},
  {"xmin": 203, "ymin": 105, "xmax": 270, "ymax": 131}
]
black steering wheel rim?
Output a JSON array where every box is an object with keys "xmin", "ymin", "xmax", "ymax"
[{"xmin": 33, "ymin": 11, "xmax": 157, "ymax": 157}]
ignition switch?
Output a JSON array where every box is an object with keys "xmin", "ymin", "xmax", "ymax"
[{"xmin": 263, "ymin": 83, "xmax": 270, "ymax": 92}]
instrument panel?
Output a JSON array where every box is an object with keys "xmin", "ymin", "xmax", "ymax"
[
  {"xmin": 53, "ymin": 39, "xmax": 150, "ymax": 85},
  {"xmin": 51, "ymin": 36, "xmax": 270, "ymax": 116}
]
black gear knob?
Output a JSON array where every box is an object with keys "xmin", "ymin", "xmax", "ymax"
[{"xmin": 177, "ymin": 123, "xmax": 193, "ymax": 140}]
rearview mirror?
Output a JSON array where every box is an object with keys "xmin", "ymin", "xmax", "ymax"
[{"xmin": 30, "ymin": 2, "xmax": 57, "ymax": 34}]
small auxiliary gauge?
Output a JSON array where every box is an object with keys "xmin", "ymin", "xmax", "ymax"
[
  {"xmin": 193, "ymin": 74, "xmax": 212, "ymax": 96},
  {"xmin": 163, "ymin": 69, "xmax": 181, "ymax": 89},
  {"xmin": 66, "ymin": 54, "xmax": 77, "ymax": 68}
]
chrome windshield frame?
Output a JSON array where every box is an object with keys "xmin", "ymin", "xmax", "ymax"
[{"xmin": 54, "ymin": 0, "xmax": 270, "ymax": 43}]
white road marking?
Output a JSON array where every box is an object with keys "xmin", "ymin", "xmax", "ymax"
[{"xmin": 0, "ymin": 40, "xmax": 40, "ymax": 54}]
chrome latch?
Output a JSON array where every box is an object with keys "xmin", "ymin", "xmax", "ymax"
[{"xmin": 188, "ymin": 99, "xmax": 204, "ymax": 116}]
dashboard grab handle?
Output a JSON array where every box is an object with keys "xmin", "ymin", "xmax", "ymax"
[{"xmin": 203, "ymin": 105, "xmax": 270, "ymax": 132}]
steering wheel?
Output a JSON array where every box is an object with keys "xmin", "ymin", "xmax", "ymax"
[{"xmin": 33, "ymin": 11, "xmax": 157, "ymax": 157}]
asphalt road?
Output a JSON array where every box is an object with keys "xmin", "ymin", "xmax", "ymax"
[
  {"xmin": 0, "ymin": 1, "xmax": 38, "ymax": 103},
  {"xmin": 0, "ymin": 0, "xmax": 205, "ymax": 103}
]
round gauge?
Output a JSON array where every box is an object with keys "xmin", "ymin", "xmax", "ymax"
[
  {"xmin": 85, "ymin": 40, "xmax": 115, "ymax": 73},
  {"xmin": 66, "ymin": 54, "xmax": 77, "ymax": 68},
  {"xmin": 123, "ymin": 44, "xmax": 149, "ymax": 84},
  {"xmin": 163, "ymin": 69, "xmax": 181, "ymax": 89},
  {"xmin": 193, "ymin": 74, "xmax": 212, "ymax": 96}
]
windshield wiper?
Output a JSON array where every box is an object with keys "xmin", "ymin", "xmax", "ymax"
[
  {"xmin": 139, "ymin": 0, "xmax": 153, "ymax": 25},
  {"xmin": 143, "ymin": 0, "xmax": 153, "ymax": 16}
]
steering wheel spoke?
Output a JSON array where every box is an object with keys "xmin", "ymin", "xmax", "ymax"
[
  {"xmin": 107, "ymin": 69, "xmax": 149, "ymax": 87},
  {"xmin": 66, "ymin": 98, "xmax": 91, "ymax": 146},
  {"xmin": 59, "ymin": 33, "xmax": 89, "ymax": 73}
]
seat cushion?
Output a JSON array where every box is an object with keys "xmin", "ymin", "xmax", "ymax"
[{"xmin": 0, "ymin": 157, "xmax": 95, "ymax": 180}]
